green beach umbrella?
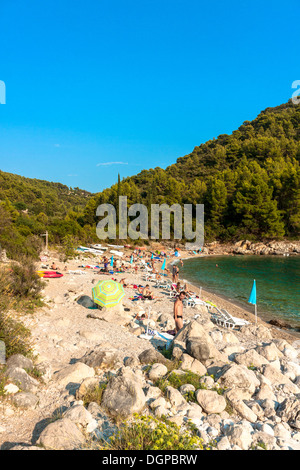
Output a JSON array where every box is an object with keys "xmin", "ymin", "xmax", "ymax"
[
  {"xmin": 248, "ymin": 279, "xmax": 257, "ymax": 324},
  {"xmin": 92, "ymin": 280, "xmax": 125, "ymax": 308}
]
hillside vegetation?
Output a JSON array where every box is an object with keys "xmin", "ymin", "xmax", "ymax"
[
  {"xmin": 84, "ymin": 100, "xmax": 300, "ymax": 242},
  {"xmin": 1, "ymin": 100, "xmax": 299, "ymax": 261},
  {"xmin": 0, "ymin": 172, "xmax": 94, "ymax": 260}
]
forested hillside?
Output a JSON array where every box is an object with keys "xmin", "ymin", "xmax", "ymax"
[
  {"xmin": 1, "ymin": 99, "xmax": 299, "ymax": 260},
  {"xmin": 0, "ymin": 172, "xmax": 94, "ymax": 259},
  {"xmin": 84, "ymin": 99, "xmax": 300, "ymax": 242}
]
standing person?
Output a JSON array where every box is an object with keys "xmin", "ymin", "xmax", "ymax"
[
  {"xmin": 172, "ymin": 264, "xmax": 177, "ymax": 283},
  {"xmin": 173, "ymin": 264, "xmax": 179, "ymax": 284},
  {"xmin": 174, "ymin": 291, "xmax": 186, "ymax": 333},
  {"xmin": 103, "ymin": 256, "xmax": 108, "ymax": 273}
]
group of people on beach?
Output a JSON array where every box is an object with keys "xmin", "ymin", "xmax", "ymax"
[{"xmin": 76, "ymin": 246, "xmax": 190, "ymax": 334}]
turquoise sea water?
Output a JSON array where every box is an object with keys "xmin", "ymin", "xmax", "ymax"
[{"xmin": 179, "ymin": 255, "xmax": 300, "ymax": 329}]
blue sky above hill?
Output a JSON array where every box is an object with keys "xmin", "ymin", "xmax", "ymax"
[{"xmin": 0, "ymin": 0, "xmax": 299, "ymax": 193}]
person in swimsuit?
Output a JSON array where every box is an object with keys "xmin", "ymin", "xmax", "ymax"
[
  {"xmin": 142, "ymin": 284, "xmax": 154, "ymax": 300},
  {"xmin": 174, "ymin": 291, "xmax": 186, "ymax": 333}
]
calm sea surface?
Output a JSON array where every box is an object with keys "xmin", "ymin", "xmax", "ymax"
[{"xmin": 179, "ymin": 255, "xmax": 300, "ymax": 329}]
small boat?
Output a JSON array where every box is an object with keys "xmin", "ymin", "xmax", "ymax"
[{"xmin": 91, "ymin": 244, "xmax": 108, "ymax": 250}]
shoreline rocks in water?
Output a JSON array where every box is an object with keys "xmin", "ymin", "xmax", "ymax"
[{"xmin": 203, "ymin": 239, "xmax": 300, "ymax": 257}]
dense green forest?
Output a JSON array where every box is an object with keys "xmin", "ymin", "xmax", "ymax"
[
  {"xmin": 1, "ymin": 99, "xmax": 299, "ymax": 260},
  {"xmin": 84, "ymin": 100, "xmax": 300, "ymax": 242}
]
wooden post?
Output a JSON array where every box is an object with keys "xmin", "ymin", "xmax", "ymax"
[{"xmin": 40, "ymin": 231, "xmax": 49, "ymax": 254}]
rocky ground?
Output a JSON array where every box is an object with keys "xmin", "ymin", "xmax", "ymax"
[
  {"xmin": 0, "ymin": 250, "xmax": 300, "ymax": 451},
  {"xmin": 203, "ymin": 239, "xmax": 300, "ymax": 256}
]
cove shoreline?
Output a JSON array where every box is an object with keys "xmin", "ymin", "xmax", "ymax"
[{"xmin": 166, "ymin": 253, "xmax": 300, "ymax": 343}]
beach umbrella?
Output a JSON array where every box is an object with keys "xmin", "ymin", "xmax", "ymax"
[
  {"xmin": 161, "ymin": 259, "xmax": 166, "ymax": 271},
  {"xmin": 92, "ymin": 280, "xmax": 125, "ymax": 308},
  {"xmin": 248, "ymin": 279, "xmax": 257, "ymax": 324}
]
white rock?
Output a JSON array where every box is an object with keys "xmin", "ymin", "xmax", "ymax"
[
  {"xmin": 148, "ymin": 363, "xmax": 168, "ymax": 381},
  {"xmin": 53, "ymin": 362, "xmax": 95, "ymax": 387},
  {"xmin": 195, "ymin": 389, "xmax": 227, "ymax": 414},
  {"xmin": 4, "ymin": 384, "xmax": 20, "ymax": 394}
]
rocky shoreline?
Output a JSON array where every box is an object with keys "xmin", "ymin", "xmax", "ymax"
[
  {"xmin": 202, "ymin": 239, "xmax": 300, "ymax": 257},
  {"xmin": 0, "ymin": 249, "xmax": 300, "ymax": 451}
]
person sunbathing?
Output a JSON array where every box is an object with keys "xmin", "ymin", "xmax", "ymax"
[
  {"xmin": 183, "ymin": 283, "xmax": 197, "ymax": 298},
  {"xmin": 51, "ymin": 262, "xmax": 60, "ymax": 270},
  {"xmin": 142, "ymin": 285, "xmax": 154, "ymax": 300}
]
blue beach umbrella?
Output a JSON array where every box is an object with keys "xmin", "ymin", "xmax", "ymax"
[
  {"xmin": 161, "ymin": 259, "xmax": 166, "ymax": 271},
  {"xmin": 248, "ymin": 280, "xmax": 257, "ymax": 324}
]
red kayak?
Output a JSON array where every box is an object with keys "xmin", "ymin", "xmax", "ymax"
[{"xmin": 37, "ymin": 271, "xmax": 63, "ymax": 278}]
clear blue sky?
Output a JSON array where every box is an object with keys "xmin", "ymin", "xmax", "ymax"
[{"xmin": 0, "ymin": 0, "xmax": 299, "ymax": 193}]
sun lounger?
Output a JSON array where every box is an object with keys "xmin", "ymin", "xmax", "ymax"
[
  {"xmin": 220, "ymin": 309, "xmax": 250, "ymax": 327},
  {"xmin": 67, "ymin": 270, "xmax": 87, "ymax": 275},
  {"xmin": 169, "ymin": 290, "xmax": 178, "ymax": 299},
  {"xmin": 154, "ymin": 279, "xmax": 172, "ymax": 289},
  {"xmin": 183, "ymin": 298, "xmax": 211, "ymax": 309},
  {"xmin": 145, "ymin": 273, "xmax": 157, "ymax": 282},
  {"xmin": 210, "ymin": 306, "xmax": 249, "ymax": 329}
]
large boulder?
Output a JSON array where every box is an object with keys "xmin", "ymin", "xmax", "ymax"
[
  {"xmin": 278, "ymin": 398, "xmax": 300, "ymax": 430},
  {"xmin": 53, "ymin": 362, "xmax": 95, "ymax": 388},
  {"xmin": 76, "ymin": 295, "xmax": 97, "ymax": 309},
  {"xmin": 180, "ymin": 353, "xmax": 207, "ymax": 376},
  {"xmin": 101, "ymin": 368, "xmax": 146, "ymax": 418},
  {"xmin": 217, "ymin": 364, "xmax": 260, "ymax": 397},
  {"xmin": 37, "ymin": 418, "xmax": 86, "ymax": 450},
  {"xmin": 234, "ymin": 348, "xmax": 269, "ymax": 368},
  {"xmin": 262, "ymin": 364, "xmax": 300, "ymax": 393},
  {"xmin": 195, "ymin": 389, "xmax": 227, "ymax": 414},
  {"xmin": 148, "ymin": 363, "xmax": 168, "ymax": 381},
  {"xmin": 79, "ymin": 345, "xmax": 123, "ymax": 370},
  {"xmin": 6, "ymin": 367, "xmax": 39, "ymax": 393},
  {"xmin": 138, "ymin": 348, "xmax": 170, "ymax": 366},
  {"xmin": 175, "ymin": 320, "xmax": 226, "ymax": 363},
  {"xmin": 186, "ymin": 338, "xmax": 225, "ymax": 364}
]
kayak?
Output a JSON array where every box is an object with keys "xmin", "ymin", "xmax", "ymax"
[{"xmin": 37, "ymin": 271, "xmax": 63, "ymax": 278}]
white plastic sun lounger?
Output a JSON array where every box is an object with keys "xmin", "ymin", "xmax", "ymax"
[
  {"xmin": 68, "ymin": 270, "xmax": 87, "ymax": 275},
  {"xmin": 220, "ymin": 309, "xmax": 250, "ymax": 327},
  {"xmin": 210, "ymin": 307, "xmax": 249, "ymax": 329},
  {"xmin": 183, "ymin": 298, "xmax": 211, "ymax": 309}
]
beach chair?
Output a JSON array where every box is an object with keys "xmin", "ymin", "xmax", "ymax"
[
  {"xmin": 140, "ymin": 259, "xmax": 152, "ymax": 271},
  {"xmin": 183, "ymin": 297, "xmax": 211, "ymax": 309},
  {"xmin": 220, "ymin": 309, "xmax": 250, "ymax": 328},
  {"xmin": 145, "ymin": 272, "xmax": 157, "ymax": 282},
  {"xmin": 169, "ymin": 290, "xmax": 178, "ymax": 299},
  {"xmin": 154, "ymin": 279, "xmax": 171, "ymax": 289},
  {"xmin": 210, "ymin": 306, "xmax": 249, "ymax": 330}
]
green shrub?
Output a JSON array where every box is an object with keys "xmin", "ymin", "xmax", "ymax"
[
  {"xmin": 82, "ymin": 383, "xmax": 107, "ymax": 408},
  {"xmin": 0, "ymin": 310, "xmax": 33, "ymax": 358},
  {"xmin": 154, "ymin": 370, "xmax": 204, "ymax": 393},
  {"xmin": 96, "ymin": 414, "xmax": 204, "ymax": 451}
]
